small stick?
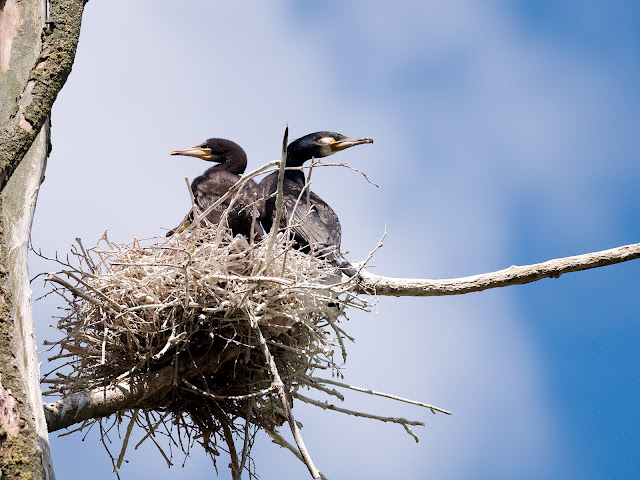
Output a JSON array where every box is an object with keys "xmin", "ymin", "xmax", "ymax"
[
  {"xmin": 184, "ymin": 176, "xmax": 196, "ymax": 208},
  {"xmin": 55, "ymin": 270, "xmax": 125, "ymax": 312},
  {"xmin": 265, "ymin": 126, "xmax": 289, "ymax": 262},
  {"xmin": 294, "ymin": 392, "xmax": 424, "ymax": 429},
  {"xmin": 238, "ymin": 400, "xmax": 253, "ymax": 479},
  {"xmin": 298, "ymin": 377, "xmax": 345, "ymax": 401},
  {"xmin": 203, "ymin": 273, "xmax": 294, "ymax": 286},
  {"xmin": 310, "ymin": 160, "xmax": 380, "ymax": 187},
  {"xmin": 308, "ymin": 377, "xmax": 451, "ymax": 415},
  {"xmin": 116, "ymin": 410, "xmax": 139, "ymax": 469},
  {"xmin": 45, "ymin": 275, "xmax": 113, "ymax": 312},
  {"xmin": 152, "ymin": 325, "xmax": 184, "ymax": 361},
  {"xmin": 265, "ymin": 429, "xmax": 328, "ymax": 480},
  {"xmin": 249, "ymin": 311, "xmax": 321, "ymax": 479},
  {"xmin": 75, "ymin": 237, "xmax": 98, "ymax": 273},
  {"xmin": 182, "ymin": 380, "xmax": 276, "ymax": 401},
  {"xmin": 220, "ymin": 414, "xmax": 241, "ymax": 480},
  {"xmin": 101, "ymin": 326, "xmax": 108, "ymax": 365}
]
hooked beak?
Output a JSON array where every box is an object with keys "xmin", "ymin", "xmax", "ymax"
[
  {"xmin": 329, "ymin": 136, "xmax": 374, "ymax": 153},
  {"xmin": 170, "ymin": 146, "xmax": 214, "ymax": 160}
]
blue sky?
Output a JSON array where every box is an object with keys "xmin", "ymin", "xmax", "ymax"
[{"xmin": 29, "ymin": 1, "xmax": 640, "ymax": 478}]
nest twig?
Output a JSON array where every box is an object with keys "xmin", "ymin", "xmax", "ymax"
[{"xmin": 41, "ymin": 220, "xmax": 360, "ymax": 474}]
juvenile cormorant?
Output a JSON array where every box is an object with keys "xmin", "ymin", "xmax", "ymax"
[
  {"xmin": 168, "ymin": 138, "xmax": 264, "ymax": 240},
  {"xmin": 259, "ymin": 131, "xmax": 373, "ymax": 277}
]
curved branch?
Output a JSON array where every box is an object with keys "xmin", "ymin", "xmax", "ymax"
[
  {"xmin": 0, "ymin": 0, "xmax": 86, "ymax": 190},
  {"xmin": 44, "ymin": 352, "xmax": 229, "ymax": 432},
  {"xmin": 357, "ymin": 242, "xmax": 640, "ymax": 296}
]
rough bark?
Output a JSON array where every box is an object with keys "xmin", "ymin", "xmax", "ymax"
[
  {"xmin": 0, "ymin": 0, "xmax": 85, "ymax": 478},
  {"xmin": 0, "ymin": 0, "xmax": 86, "ymax": 192},
  {"xmin": 1, "ymin": 128, "xmax": 51, "ymax": 480},
  {"xmin": 0, "ymin": 1, "xmax": 53, "ymax": 477}
]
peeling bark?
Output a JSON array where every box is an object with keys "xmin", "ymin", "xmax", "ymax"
[
  {"xmin": 0, "ymin": 0, "xmax": 86, "ymax": 191},
  {"xmin": 0, "ymin": 0, "xmax": 85, "ymax": 478},
  {"xmin": 0, "ymin": 0, "xmax": 23, "ymax": 73},
  {"xmin": 0, "ymin": 379, "xmax": 21, "ymax": 441},
  {"xmin": 1, "ymin": 126, "xmax": 52, "ymax": 480},
  {"xmin": 0, "ymin": 378, "xmax": 25, "ymax": 477},
  {"xmin": 0, "ymin": 0, "xmax": 54, "ymax": 470}
]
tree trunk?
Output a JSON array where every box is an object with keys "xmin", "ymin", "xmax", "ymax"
[{"xmin": 0, "ymin": 1, "xmax": 54, "ymax": 478}]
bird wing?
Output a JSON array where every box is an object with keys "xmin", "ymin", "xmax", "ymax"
[
  {"xmin": 258, "ymin": 173, "xmax": 358, "ymax": 277},
  {"xmin": 279, "ymin": 181, "xmax": 342, "ymax": 251},
  {"xmin": 184, "ymin": 171, "xmax": 264, "ymax": 239},
  {"xmin": 193, "ymin": 172, "xmax": 263, "ymax": 215}
]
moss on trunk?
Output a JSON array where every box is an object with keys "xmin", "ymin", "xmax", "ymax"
[
  {"xmin": 0, "ymin": 0, "xmax": 86, "ymax": 191},
  {"xmin": 0, "ymin": 0, "xmax": 86, "ymax": 478}
]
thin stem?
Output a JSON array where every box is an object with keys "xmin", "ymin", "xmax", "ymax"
[
  {"xmin": 308, "ymin": 377, "xmax": 451, "ymax": 415},
  {"xmin": 249, "ymin": 311, "xmax": 321, "ymax": 479}
]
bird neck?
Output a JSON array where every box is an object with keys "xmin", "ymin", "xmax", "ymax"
[
  {"xmin": 222, "ymin": 148, "xmax": 247, "ymax": 175},
  {"xmin": 284, "ymin": 143, "xmax": 316, "ymax": 185},
  {"xmin": 285, "ymin": 169, "xmax": 306, "ymax": 186},
  {"xmin": 285, "ymin": 143, "xmax": 314, "ymax": 168}
]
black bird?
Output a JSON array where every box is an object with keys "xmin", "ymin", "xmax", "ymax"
[
  {"xmin": 168, "ymin": 138, "xmax": 264, "ymax": 241},
  {"xmin": 259, "ymin": 131, "xmax": 373, "ymax": 278}
]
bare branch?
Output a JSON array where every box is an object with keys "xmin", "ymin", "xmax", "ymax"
[
  {"xmin": 248, "ymin": 311, "xmax": 321, "ymax": 479},
  {"xmin": 293, "ymin": 392, "xmax": 424, "ymax": 439},
  {"xmin": 265, "ymin": 430, "xmax": 328, "ymax": 480},
  {"xmin": 356, "ymin": 242, "xmax": 640, "ymax": 296},
  {"xmin": 310, "ymin": 159, "xmax": 380, "ymax": 188},
  {"xmin": 44, "ymin": 353, "xmax": 225, "ymax": 432},
  {"xmin": 307, "ymin": 376, "xmax": 451, "ymax": 415},
  {"xmin": 182, "ymin": 380, "xmax": 277, "ymax": 401}
]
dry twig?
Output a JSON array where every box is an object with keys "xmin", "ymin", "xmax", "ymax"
[{"xmin": 42, "ymin": 215, "xmax": 423, "ymax": 478}]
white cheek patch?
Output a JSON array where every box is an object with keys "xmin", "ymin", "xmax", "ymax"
[{"xmin": 318, "ymin": 144, "xmax": 335, "ymax": 157}]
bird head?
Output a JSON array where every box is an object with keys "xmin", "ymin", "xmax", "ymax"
[
  {"xmin": 286, "ymin": 131, "xmax": 373, "ymax": 166},
  {"xmin": 171, "ymin": 138, "xmax": 247, "ymax": 174}
]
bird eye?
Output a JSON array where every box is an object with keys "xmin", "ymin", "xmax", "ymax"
[{"xmin": 333, "ymin": 135, "xmax": 340, "ymax": 141}]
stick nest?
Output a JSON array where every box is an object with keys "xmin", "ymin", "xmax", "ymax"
[{"xmin": 43, "ymin": 225, "xmax": 367, "ymax": 474}]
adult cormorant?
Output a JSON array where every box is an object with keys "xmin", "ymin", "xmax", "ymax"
[
  {"xmin": 259, "ymin": 131, "xmax": 373, "ymax": 277},
  {"xmin": 168, "ymin": 138, "xmax": 264, "ymax": 241}
]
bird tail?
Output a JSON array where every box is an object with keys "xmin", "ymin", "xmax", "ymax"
[
  {"xmin": 166, "ymin": 211, "xmax": 194, "ymax": 237},
  {"xmin": 322, "ymin": 248, "xmax": 362, "ymax": 282}
]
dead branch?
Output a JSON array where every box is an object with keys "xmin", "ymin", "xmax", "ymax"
[
  {"xmin": 266, "ymin": 430, "xmax": 329, "ymax": 480},
  {"xmin": 294, "ymin": 392, "xmax": 425, "ymax": 430},
  {"xmin": 44, "ymin": 351, "xmax": 226, "ymax": 432},
  {"xmin": 356, "ymin": 242, "xmax": 640, "ymax": 296},
  {"xmin": 249, "ymin": 311, "xmax": 320, "ymax": 479},
  {"xmin": 306, "ymin": 376, "xmax": 451, "ymax": 415}
]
